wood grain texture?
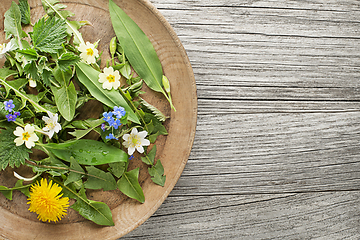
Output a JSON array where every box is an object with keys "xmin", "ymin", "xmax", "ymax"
[{"xmin": 123, "ymin": 0, "xmax": 360, "ymax": 239}]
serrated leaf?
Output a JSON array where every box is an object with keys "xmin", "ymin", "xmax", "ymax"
[
  {"xmin": 148, "ymin": 160, "xmax": 166, "ymax": 186},
  {"xmin": 84, "ymin": 166, "xmax": 117, "ymax": 191},
  {"xmin": 144, "ymin": 112, "xmax": 168, "ymax": 136},
  {"xmin": 61, "ymin": 184, "xmax": 114, "ymax": 226},
  {"xmin": 141, "ymin": 145, "xmax": 156, "ymax": 165},
  {"xmin": 117, "ymin": 168, "xmax": 145, "ymax": 203},
  {"xmin": 141, "ymin": 98, "xmax": 166, "ymax": 122},
  {"xmin": 58, "ymin": 52, "xmax": 80, "ymax": 71},
  {"xmin": 16, "ymin": 48, "xmax": 39, "ymax": 62},
  {"xmin": 42, "ymin": 0, "xmax": 84, "ymax": 45},
  {"xmin": 19, "ymin": 0, "xmax": 31, "ymax": 25},
  {"xmin": 23, "ymin": 61, "xmax": 40, "ymax": 80},
  {"xmin": 30, "ymin": 17, "xmax": 67, "ymax": 53},
  {"xmin": 4, "ymin": 2, "xmax": 27, "ymax": 48},
  {"xmin": 0, "ymin": 127, "xmax": 31, "ymax": 170}
]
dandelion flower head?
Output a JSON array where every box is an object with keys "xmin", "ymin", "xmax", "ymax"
[{"xmin": 27, "ymin": 178, "xmax": 69, "ymax": 223}]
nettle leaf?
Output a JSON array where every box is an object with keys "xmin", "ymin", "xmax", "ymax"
[
  {"xmin": 16, "ymin": 49, "xmax": 39, "ymax": 62},
  {"xmin": 148, "ymin": 160, "xmax": 166, "ymax": 187},
  {"xmin": 61, "ymin": 184, "xmax": 114, "ymax": 226},
  {"xmin": 30, "ymin": 17, "xmax": 67, "ymax": 53},
  {"xmin": 117, "ymin": 168, "xmax": 145, "ymax": 203},
  {"xmin": 19, "ymin": 0, "xmax": 31, "ymax": 25},
  {"xmin": 84, "ymin": 166, "xmax": 117, "ymax": 191},
  {"xmin": 0, "ymin": 127, "xmax": 31, "ymax": 170},
  {"xmin": 141, "ymin": 145, "xmax": 156, "ymax": 165},
  {"xmin": 23, "ymin": 61, "xmax": 40, "ymax": 80},
  {"xmin": 41, "ymin": 0, "xmax": 84, "ymax": 45},
  {"xmin": 4, "ymin": 2, "xmax": 27, "ymax": 48},
  {"xmin": 58, "ymin": 52, "xmax": 80, "ymax": 71}
]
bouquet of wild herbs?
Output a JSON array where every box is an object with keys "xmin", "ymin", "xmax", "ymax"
[{"xmin": 0, "ymin": 0, "xmax": 174, "ymax": 226}]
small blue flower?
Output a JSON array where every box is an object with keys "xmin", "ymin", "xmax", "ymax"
[
  {"xmin": 101, "ymin": 123, "xmax": 106, "ymax": 132},
  {"xmin": 111, "ymin": 119, "xmax": 122, "ymax": 130},
  {"xmin": 13, "ymin": 111, "xmax": 21, "ymax": 117},
  {"xmin": 103, "ymin": 112, "xmax": 114, "ymax": 124},
  {"xmin": 4, "ymin": 100, "xmax": 15, "ymax": 112},
  {"xmin": 128, "ymin": 155, "xmax": 134, "ymax": 160},
  {"xmin": 106, "ymin": 133, "xmax": 118, "ymax": 140},
  {"xmin": 113, "ymin": 106, "xmax": 126, "ymax": 119},
  {"xmin": 6, "ymin": 114, "xmax": 16, "ymax": 122}
]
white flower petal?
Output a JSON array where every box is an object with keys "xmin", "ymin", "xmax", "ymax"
[
  {"xmin": 14, "ymin": 137, "xmax": 24, "ymax": 146},
  {"xmin": 141, "ymin": 138, "xmax": 150, "ymax": 146},
  {"xmin": 13, "ymin": 127, "xmax": 24, "ymax": 136},
  {"xmin": 25, "ymin": 140, "xmax": 35, "ymax": 149},
  {"xmin": 138, "ymin": 131, "xmax": 148, "ymax": 139},
  {"xmin": 24, "ymin": 124, "xmax": 35, "ymax": 134},
  {"xmin": 103, "ymin": 81, "xmax": 112, "ymax": 90},
  {"xmin": 122, "ymin": 134, "xmax": 130, "ymax": 141},
  {"xmin": 136, "ymin": 146, "xmax": 144, "ymax": 153},
  {"xmin": 128, "ymin": 147, "xmax": 135, "ymax": 155}
]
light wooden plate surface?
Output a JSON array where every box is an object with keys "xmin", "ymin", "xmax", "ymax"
[{"xmin": 0, "ymin": 0, "xmax": 197, "ymax": 239}]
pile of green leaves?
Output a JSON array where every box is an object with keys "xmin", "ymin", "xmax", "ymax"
[{"xmin": 0, "ymin": 0, "xmax": 171, "ymax": 226}]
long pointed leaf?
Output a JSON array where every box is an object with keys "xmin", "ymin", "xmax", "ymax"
[
  {"xmin": 75, "ymin": 62, "xmax": 140, "ymax": 124},
  {"xmin": 108, "ymin": 0, "xmax": 174, "ymax": 109}
]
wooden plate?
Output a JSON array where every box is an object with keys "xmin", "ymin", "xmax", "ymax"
[{"xmin": 0, "ymin": 0, "xmax": 197, "ymax": 239}]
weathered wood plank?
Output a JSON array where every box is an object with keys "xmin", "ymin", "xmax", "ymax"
[{"xmin": 123, "ymin": 192, "xmax": 360, "ymax": 239}]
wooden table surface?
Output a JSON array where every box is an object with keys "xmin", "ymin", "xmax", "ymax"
[{"xmin": 123, "ymin": 0, "xmax": 360, "ymax": 239}]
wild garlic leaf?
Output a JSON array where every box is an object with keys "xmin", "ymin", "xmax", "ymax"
[
  {"xmin": 84, "ymin": 166, "xmax": 117, "ymax": 191},
  {"xmin": 64, "ymin": 157, "xmax": 84, "ymax": 185},
  {"xmin": 148, "ymin": 160, "xmax": 166, "ymax": 187},
  {"xmin": 30, "ymin": 17, "xmax": 67, "ymax": 53},
  {"xmin": 19, "ymin": 0, "xmax": 31, "ymax": 25},
  {"xmin": 117, "ymin": 168, "xmax": 145, "ymax": 203},
  {"xmin": 0, "ymin": 127, "xmax": 31, "ymax": 170},
  {"xmin": 4, "ymin": 2, "xmax": 27, "ymax": 48},
  {"xmin": 58, "ymin": 52, "xmax": 80, "ymax": 71},
  {"xmin": 108, "ymin": 162, "xmax": 126, "ymax": 178},
  {"xmin": 51, "ymin": 82, "xmax": 77, "ymax": 121}
]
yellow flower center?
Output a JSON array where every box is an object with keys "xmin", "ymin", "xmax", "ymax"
[
  {"xmin": 107, "ymin": 74, "xmax": 115, "ymax": 83},
  {"xmin": 46, "ymin": 122, "xmax": 55, "ymax": 129},
  {"xmin": 129, "ymin": 135, "xmax": 141, "ymax": 148},
  {"xmin": 86, "ymin": 48, "xmax": 94, "ymax": 56},
  {"xmin": 0, "ymin": 44, "xmax": 4, "ymax": 52},
  {"xmin": 22, "ymin": 132, "xmax": 30, "ymax": 141}
]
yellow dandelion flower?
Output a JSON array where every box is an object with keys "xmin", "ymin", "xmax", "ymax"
[{"xmin": 27, "ymin": 178, "xmax": 69, "ymax": 223}]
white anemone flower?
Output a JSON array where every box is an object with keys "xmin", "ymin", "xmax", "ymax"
[
  {"xmin": 14, "ymin": 124, "xmax": 39, "ymax": 149},
  {"xmin": 122, "ymin": 128, "xmax": 150, "ymax": 155},
  {"xmin": 78, "ymin": 41, "xmax": 99, "ymax": 64},
  {"xmin": 98, "ymin": 67, "xmax": 121, "ymax": 90},
  {"xmin": 0, "ymin": 42, "xmax": 13, "ymax": 58},
  {"xmin": 42, "ymin": 111, "xmax": 62, "ymax": 139}
]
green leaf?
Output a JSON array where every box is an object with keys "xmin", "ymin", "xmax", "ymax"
[
  {"xmin": 17, "ymin": 48, "xmax": 39, "ymax": 62},
  {"xmin": 68, "ymin": 119, "xmax": 104, "ymax": 140},
  {"xmin": 0, "ymin": 186, "xmax": 13, "ymax": 200},
  {"xmin": 64, "ymin": 157, "xmax": 84, "ymax": 185},
  {"xmin": 84, "ymin": 166, "xmax": 117, "ymax": 191},
  {"xmin": 60, "ymin": 184, "xmax": 114, "ymax": 226},
  {"xmin": 141, "ymin": 98, "xmax": 166, "ymax": 122},
  {"xmin": 117, "ymin": 168, "xmax": 145, "ymax": 203},
  {"xmin": 108, "ymin": 0, "xmax": 174, "ymax": 110},
  {"xmin": 108, "ymin": 161, "xmax": 126, "ymax": 178},
  {"xmin": 41, "ymin": 0, "xmax": 84, "ymax": 45},
  {"xmin": 19, "ymin": 0, "xmax": 31, "ymax": 25},
  {"xmin": 23, "ymin": 61, "xmax": 40, "ymax": 80},
  {"xmin": 0, "ymin": 68, "xmax": 18, "ymax": 80},
  {"xmin": 30, "ymin": 17, "xmax": 67, "ymax": 53},
  {"xmin": 40, "ymin": 139, "xmax": 128, "ymax": 165},
  {"xmin": 58, "ymin": 52, "xmax": 80, "ymax": 71},
  {"xmin": 0, "ymin": 128, "xmax": 30, "ymax": 170},
  {"xmin": 51, "ymin": 82, "xmax": 77, "ymax": 121},
  {"xmin": 15, "ymin": 180, "xmax": 30, "ymax": 197},
  {"xmin": 141, "ymin": 145, "xmax": 156, "ymax": 165},
  {"xmin": 75, "ymin": 62, "xmax": 140, "ymax": 124},
  {"xmin": 4, "ymin": 2, "xmax": 27, "ymax": 49},
  {"xmin": 144, "ymin": 112, "xmax": 168, "ymax": 136},
  {"xmin": 148, "ymin": 160, "xmax": 166, "ymax": 186}
]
